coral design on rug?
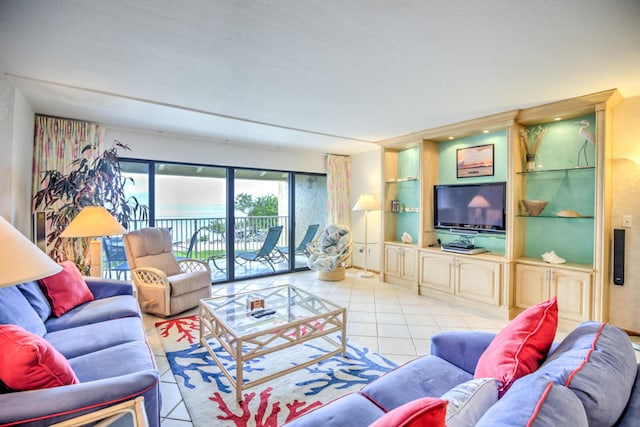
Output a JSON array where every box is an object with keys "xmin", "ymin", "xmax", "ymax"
[{"xmin": 156, "ymin": 315, "xmax": 397, "ymax": 427}]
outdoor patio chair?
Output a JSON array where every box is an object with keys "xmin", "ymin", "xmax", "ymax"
[
  {"xmin": 277, "ymin": 223, "xmax": 319, "ymax": 259},
  {"xmin": 123, "ymin": 227, "xmax": 211, "ymax": 317},
  {"xmin": 235, "ymin": 225, "xmax": 284, "ymax": 271},
  {"xmin": 103, "ymin": 236, "xmax": 129, "ymax": 280},
  {"xmin": 173, "ymin": 226, "xmax": 206, "ymax": 259}
]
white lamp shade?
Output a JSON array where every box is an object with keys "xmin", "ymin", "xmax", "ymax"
[
  {"xmin": 0, "ymin": 216, "xmax": 62, "ymax": 287},
  {"xmin": 353, "ymin": 193, "xmax": 379, "ymax": 211},
  {"xmin": 60, "ymin": 206, "xmax": 126, "ymax": 238}
]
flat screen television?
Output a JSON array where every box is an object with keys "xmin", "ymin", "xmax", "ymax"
[{"xmin": 433, "ymin": 182, "xmax": 506, "ymax": 234}]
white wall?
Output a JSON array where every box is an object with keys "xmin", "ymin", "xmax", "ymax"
[
  {"xmin": 0, "ymin": 77, "xmax": 14, "ymax": 224},
  {"xmin": 105, "ymin": 128, "xmax": 327, "ymax": 173},
  {"xmin": 0, "ymin": 77, "xmax": 35, "ymax": 234},
  {"xmin": 350, "ymin": 147, "xmax": 382, "ymax": 272},
  {"xmin": 12, "ymin": 89, "xmax": 35, "ymax": 233}
]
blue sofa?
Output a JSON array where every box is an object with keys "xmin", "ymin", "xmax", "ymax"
[
  {"xmin": 0, "ymin": 277, "xmax": 161, "ymax": 427},
  {"xmin": 285, "ymin": 321, "xmax": 640, "ymax": 426}
]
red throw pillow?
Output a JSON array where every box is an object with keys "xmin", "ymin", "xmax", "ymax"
[
  {"xmin": 0, "ymin": 324, "xmax": 79, "ymax": 390},
  {"xmin": 369, "ymin": 397, "xmax": 448, "ymax": 427},
  {"xmin": 39, "ymin": 261, "xmax": 94, "ymax": 316},
  {"xmin": 474, "ymin": 297, "xmax": 558, "ymax": 396}
]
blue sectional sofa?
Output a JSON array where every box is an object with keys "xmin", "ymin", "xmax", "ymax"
[
  {"xmin": 285, "ymin": 322, "xmax": 640, "ymax": 426},
  {"xmin": 0, "ymin": 277, "xmax": 160, "ymax": 427}
]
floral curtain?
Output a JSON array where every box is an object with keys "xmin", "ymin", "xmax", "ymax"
[
  {"xmin": 32, "ymin": 116, "xmax": 104, "ymax": 263},
  {"xmin": 32, "ymin": 115, "xmax": 104, "ymax": 205},
  {"xmin": 326, "ymin": 154, "xmax": 351, "ymax": 228}
]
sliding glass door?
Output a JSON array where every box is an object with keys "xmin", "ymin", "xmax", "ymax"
[
  {"xmin": 119, "ymin": 158, "xmax": 325, "ymax": 283},
  {"xmin": 154, "ymin": 163, "xmax": 227, "ymax": 282},
  {"xmin": 233, "ymin": 169, "xmax": 289, "ymax": 280}
]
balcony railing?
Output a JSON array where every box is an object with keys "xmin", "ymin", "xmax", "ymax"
[{"xmin": 129, "ymin": 215, "xmax": 289, "ymax": 261}]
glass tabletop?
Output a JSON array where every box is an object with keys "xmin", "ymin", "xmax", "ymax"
[{"xmin": 201, "ymin": 285, "xmax": 344, "ymax": 336}]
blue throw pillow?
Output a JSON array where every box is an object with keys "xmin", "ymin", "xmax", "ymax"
[
  {"xmin": 18, "ymin": 281, "xmax": 52, "ymax": 321},
  {"xmin": 535, "ymin": 321, "xmax": 637, "ymax": 427},
  {"xmin": 0, "ymin": 286, "xmax": 47, "ymax": 337}
]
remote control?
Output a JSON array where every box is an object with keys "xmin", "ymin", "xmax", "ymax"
[{"xmin": 251, "ymin": 309, "xmax": 276, "ymax": 318}]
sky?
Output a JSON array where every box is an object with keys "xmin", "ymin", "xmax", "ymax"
[{"xmin": 125, "ymin": 173, "xmax": 284, "ymax": 218}]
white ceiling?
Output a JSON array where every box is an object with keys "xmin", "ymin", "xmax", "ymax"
[{"xmin": 1, "ymin": 0, "xmax": 639, "ymax": 156}]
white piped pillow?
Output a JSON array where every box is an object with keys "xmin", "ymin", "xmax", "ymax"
[{"xmin": 441, "ymin": 378, "xmax": 499, "ymax": 427}]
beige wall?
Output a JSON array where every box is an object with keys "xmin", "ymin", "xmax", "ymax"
[
  {"xmin": 104, "ymin": 128, "xmax": 328, "ymax": 174},
  {"xmin": 610, "ymin": 95, "xmax": 640, "ymax": 332},
  {"xmin": 350, "ymin": 148, "xmax": 383, "ymax": 272}
]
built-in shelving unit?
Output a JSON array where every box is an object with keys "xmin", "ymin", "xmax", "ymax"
[
  {"xmin": 380, "ymin": 142, "xmax": 425, "ymax": 290},
  {"xmin": 378, "ymin": 89, "xmax": 622, "ymax": 325},
  {"xmin": 382, "ymin": 143, "xmax": 423, "ymax": 247}
]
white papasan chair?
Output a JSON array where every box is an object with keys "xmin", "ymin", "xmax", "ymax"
[{"xmin": 307, "ymin": 224, "xmax": 352, "ymax": 281}]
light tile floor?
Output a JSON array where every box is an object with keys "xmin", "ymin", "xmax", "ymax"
[{"xmin": 141, "ymin": 268, "xmax": 639, "ymax": 427}]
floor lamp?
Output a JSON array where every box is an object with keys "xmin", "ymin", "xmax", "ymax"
[
  {"xmin": 353, "ymin": 193, "xmax": 379, "ymax": 278},
  {"xmin": 60, "ymin": 206, "xmax": 126, "ymax": 277}
]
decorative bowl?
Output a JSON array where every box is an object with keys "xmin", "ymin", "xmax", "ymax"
[{"xmin": 521, "ymin": 199, "xmax": 548, "ymax": 216}]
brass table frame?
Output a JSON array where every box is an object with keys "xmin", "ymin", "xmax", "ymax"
[{"xmin": 199, "ymin": 285, "xmax": 347, "ymax": 402}]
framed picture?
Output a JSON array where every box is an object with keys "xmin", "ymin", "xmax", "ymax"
[{"xmin": 457, "ymin": 144, "xmax": 494, "ymax": 178}]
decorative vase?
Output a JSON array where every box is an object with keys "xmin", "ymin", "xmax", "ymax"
[{"xmin": 526, "ymin": 154, "xmax": 536, "ymax": 171}]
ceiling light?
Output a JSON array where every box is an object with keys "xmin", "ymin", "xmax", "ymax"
[
  {"xmin": 554, "ymin": 117, "xmax": 562, "ymax": 121},
  {"xmin": 448, "ymin": 136, "xmax": 455, "ymax": 140},
  {"xmin": 483, "ymin": 130, "xmax": 489, "ymax": 134}
]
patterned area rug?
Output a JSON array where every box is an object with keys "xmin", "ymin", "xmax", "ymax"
[{"xmin": 155, "ymin": 315, "xmax": 397, "ymax": 427}]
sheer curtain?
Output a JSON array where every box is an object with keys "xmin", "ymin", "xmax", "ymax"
[
  {"xmin": 32, "ymin": 115, "xmax": 104, "ymax": 204},
  {"xmin": 326, "ymin": 154, "xmax": 351, "ymax": 228}
]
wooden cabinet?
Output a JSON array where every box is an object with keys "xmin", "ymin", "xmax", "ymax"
[
  {"xmin": 515, "ymin": 262, "xmax": 592, "ymax": 326},
  {"xmin": 419, "ymin": 251, "xmax": 454, "ymax": 294},
  {"xmin": 420, "ymin": 250, "xmax": 502, "ymax": 307},
  {"xmin": 456, "ymin": 257, "xmax": 502, "ymax": 305},
  {"xmin": 384, "ymin": 243, "xmax": 417, "ymax": 287}
]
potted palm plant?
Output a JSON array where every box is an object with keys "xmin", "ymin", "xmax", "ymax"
[{"xmin": 33, "ymin": 140, "xmax": 147, "ymax": 274}]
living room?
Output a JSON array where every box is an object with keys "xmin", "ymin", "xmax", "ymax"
[{"xmin": 1, "ymin": 1, "xmax": 640, "ymax": 426}]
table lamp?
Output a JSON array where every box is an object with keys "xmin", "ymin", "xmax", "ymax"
[
  {"xmin": 60, "ymin": 206, "xmax": 126, "ymax": 277},
  {"xmin": 0, "ymin": 216, "xmax": 62, "ymax": 287},
  {"xmin": 353, "ymin": 193, "xmax": 379, "ymax": 278}
]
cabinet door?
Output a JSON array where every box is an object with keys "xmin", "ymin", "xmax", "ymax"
[
  {"xmin": 456, "ymin": 259, "xmax": 501, "ymax": 305},
  {"xmin": 401, "ymin": 248, "xmax": 418, "ymax": 281},
  {"xmin": 515, "ymin": 264, "xmax": 550, "ymax": 309},
  {"xmin": 419, "ymin": 253, "xmax": 454, "ymax": 293},
  {"xmin": 550, "ymin": 269, "xmax": 592, "ymax": 323},
  {"xmin": 384, "ymin": 245, "xmax": 401, "ymax": 278}
]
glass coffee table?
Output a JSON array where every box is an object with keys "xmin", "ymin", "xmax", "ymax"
[{"xmin": 199, "ymin": 285, "xmax": 347, "ymax": 402}]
